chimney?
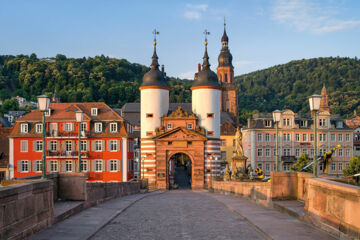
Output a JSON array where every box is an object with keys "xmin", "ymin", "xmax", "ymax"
[
  {"xmin": 247, "ymin": 118, "xmax": 251, "ymax": 128},
  {"xmin": 198, "ymin": 63, "xmax": 201, "ymax": 72},
  {"xmin": 161, "ymin": 65, "xmax": 164, "ymax": 73}
]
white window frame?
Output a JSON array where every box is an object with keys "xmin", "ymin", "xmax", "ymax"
[
  {"xmin": 346, "ymin": 148, "xmax": 351, "ymax": 157},
  {"xmin": 65, "ymin": 141, "xmax": 72, "ymax": 151},
  {"xmin": 64, "ymin": 123, "xmax": 73, "ymax": 132},
  {"xmin": 167, "ymin": 123, "xmax": 173, "ymax": 130},
  {"xmin": 331, "ymin": 163, "xmax": 336, "ymax": 171},
  {"xmin": 80, "ymin": 122, "xmax": 87, "ymax": 132},
  {"xmin": 50, "ymin": 160, "xmax": 58, "ymax": 172},
  {"xmin": 95, "ymin": 160, "xmax": 103, "ymax": 172},
  {"xmin": 91, "ymin": 108, "xmax": 98, "ymax": 116},
  {"xmin": 338, "ymin": 134, "xmax": 343, "ymax": 142},
  {"xmin": 35, "ymin": 123, "xmax": 43, "ymax": 133},
  {"xmin": 65, "ymin": 160, "xmax": 73, "ymax": 172},
  {"xmin": 264, "ymin": 120, "xmax": 272, "ymax": 127},
  {"xmin": 20, "ymin": 160, "xmax": 29, "ymax": 172},
  {"xmin": 20, "ymin": 140, "xmax": 28, "ymax": 152},
  {"xmin": 20, "ymin": 123, "xmax": 28, "ymax": 133},
  {"xmin": 346, "ymin": 134, "xmax": 350, "ymax": 142},
  {"xmin": 331, "ymin": 133, "xmax": 335, "ymax": 142},
  {"xmin": 319, "ymin": 119, "xmax": 326, "ymax": 127},
  {"xmin": 44, "ymin": 108, "xmax": 51, "ymax": 117},
  {"xmin": 110, "ymin": 140, "xmax": 117, "ymax": 152},
  {"xmin": 35, "ymin": 141, "xmax": 43, "ymax": 152},
  {"xmin": 95, "ymin": 122, "xmax": 102, "ymax": 133},
  {"xmin": 295, "ymin": 134, "xmax": 299, "ymax": 142},
  {"xmin": 265, "ymin": 148, "xmax": 270, "ymax": 157},
  {"xmin": 257, "ymin": 133, "xmax": 263, "ymax": 142},
  {"xmin": 265, "ymin": 133, "xmax": 270, "ymax": 142},
  {"xmin": 265, "ymin": 163, "xmax": 270, "ymax": 172},
  {"xmin": 303, "ymin": 134, "xmax": 307, "ymax": 142},
  {"xmin": 95, "ymin": 140, "xmax": 102, "ymax": 152},
  {"xmin": 50, "ymin": 141, "xmax": 57, "ymax": 152},
  {"xmin": 110, "ymin": 160, "xmax": 118, "ymax": 172},
  {"xmin": 81, "ymin": 160, "xmax": 88, "ymax": 172},
  {"xmin": 339, "ymin": 162, "xmax": 343, "ymax": 171},
  {"xmin": 187, "ymin": 123, "xmax": 193, "ymax": 129},
  {"xmin": 35, "ymin": 160, "xmax": 42, "ymax": 172},
  {"xmin": 338, "ymin": 148, "xmax": 343, "ymax": 157},
  {"xmin": 80, "ymin": 140, "xmax": 87, "ymax": 152},
  {"xmin": 110, "ymin": 122, "xmax": 117, "ymax": 133},
  {"xmin": 295, "ymin": 149, "xmax": 300, "ymax": 157},
  {"xmin": 257, "ymin": 148, "xmax": 263, "ymax": 157}
]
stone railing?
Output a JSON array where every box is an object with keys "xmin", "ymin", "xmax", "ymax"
[{"xmin": 0, "ymin": 180, "xmax": 54, "ymax": 240}]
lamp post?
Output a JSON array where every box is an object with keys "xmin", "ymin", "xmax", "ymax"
[
  {"xmin": 272, "ymin": 110, "xmax": 282, "ymax": 172},
  {"xmin": 309, "ymin": 94, "xmax": 322, "ymax": 177},
  {"xmin": 75, "ymin": 110, "xmax": 84, "ymax": 172},
  {"xmin": 141, "ymin": 156, "xmax": 145, "ymax": 179},
  {"xmin": 37, "ymin": 95, "xmax": 50, "ymax": 179}
]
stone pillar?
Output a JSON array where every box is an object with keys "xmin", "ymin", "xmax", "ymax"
[{"xmin": 122, "ymin": 138, "xmax": 128, "ymax": 182}]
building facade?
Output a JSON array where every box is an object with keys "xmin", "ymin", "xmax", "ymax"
[
  {"xmin": 8, "ymin": 102, "xmax": 135, "ymax": 182},
  {"xmin": 242, "ymin": 87, "xmax": 354, "ymax": 176},
  {"xmin": 345, "ymin": 111, "xmax": 360, "ymax": 157}
]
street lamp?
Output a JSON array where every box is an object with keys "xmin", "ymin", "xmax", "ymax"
[
  {"xmin": 272, "ymin": 110, "xmax": 282, "ymax": 172},
  {"xmin": 75, "ymin": 110, "xmax": 84, "ymax": 172},
  {"xmin": 141, "ymin": 156, "xmax": 145, "ymax": 179},
  {"xmin": 37, "ymin": 95, "xmax": 50, "ymax": 179},
  {"xmin": 309, "ymin": 94, "xmax": 322, "ymax": 177}
]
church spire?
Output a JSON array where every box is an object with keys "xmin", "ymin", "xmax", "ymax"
[
  {"xmin": 151, "ymin": 29, "xmax": 160, "ymax": 69},
  {"xmin": 202, "ymin": 29, "xmax": 211, "ymax": 70}
]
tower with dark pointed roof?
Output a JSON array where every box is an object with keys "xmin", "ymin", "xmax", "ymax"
[
  {"xmin": 139, "ymin": 30, "xmax": 170, "ymax": 139},
  {"xmin": 217, "ymin": 21, "xmax": 238, "ymax": 123},
  {"xmin": 191, "ymin": 30, "xmax": 221, "ymax": 138}
]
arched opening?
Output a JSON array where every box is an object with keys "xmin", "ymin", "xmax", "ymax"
[{"xmin": 168, "ymin": 153, "xmax": 192, "ymax": 189}]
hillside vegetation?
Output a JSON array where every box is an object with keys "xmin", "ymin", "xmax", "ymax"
[{"xmin": 0, "ymin": 55, "xmax": 359, "ymax": 122}]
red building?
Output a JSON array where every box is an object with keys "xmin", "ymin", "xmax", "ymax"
[{"xmin": 8, "ymin": 102, "xmax": 135, "ymax": 182}]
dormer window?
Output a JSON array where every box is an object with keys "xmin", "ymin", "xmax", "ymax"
[
  {"xmin": 20, "ymin": 123, "xmax": 28, "ymax": 133},
  {"xmin": 95, "ymin": 122, "xmax": 102, "ymax": 133},
  {"xmin": 336, "ymin": 121, "xmax": 343, "ymax": 128},
  {"xmin": 299, "ymin": 120, "xmax": 307, "ymax": 127},
  {"xmin": 283, "ymin": 118, "xmax": 290, "ymax": 126},
  {"xmin": 187, "ymin": 123, "xmax": 193, "ymax": 129},
  {"xmin": 91, "ymin": 108, "xmax": 98, "ymax": 116},
  {"xmin": 264, "ymin": 120, "xmax": 272, "ymax": 127},
  {"xmin": 110, "ymin": 122, "xmax": 117, "ymax": 133},
  {"xmin": 167, "ymin": 123, "xmax": 172, "ymax": 130},
  {"xmin": 319, "ymin": 119, "xmax": 327, "ymax": 127},
  {"xmin": 35, "ymin": 123, "xmax": 43, "ymax": 133},
  {"xmin": 45, "ymin": 108, "xmax": 51, "ymax": 117}
]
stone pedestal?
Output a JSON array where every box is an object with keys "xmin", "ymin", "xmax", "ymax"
[{"xmin": 231, "ymin": 155, "xmax": 248, "ymax": 176}]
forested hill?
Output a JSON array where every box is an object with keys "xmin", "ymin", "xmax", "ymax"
[
  {"xmin": 235, "ymin": 57, "xmax": 360, "ymax": 119},
  {"xmin": 0, "ymin": 54, "xmax": 192, "ymax": 109}
]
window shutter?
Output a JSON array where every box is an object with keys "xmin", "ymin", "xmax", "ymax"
[
  {"xmin": 32, "ymin": 141, "xmax": 36, "ymax": 152},
  {"xmin": 117, "ymin": 160, "xmax": 121, "ymax": 172},
  {"xmin": 92, "ymin": 141, "xmax": 95, "ymax": 151},
  {"xmin": 46, "ymin": 141, "xmax": 51, "ymax": 151},
  {"xmin": 46, "ymin": 160, "xmax": 51, "ymax": 173},
  {"xmin": 71, "ymin": 141, "xmax": 75, "ymax": 152},
  {"xmin": 61, "ymin": 141, "xmax": 66, "ymax": 151},
  {"xmin": 102, "ymin": 140, "xmax": 105, "ymax": 152},
  {"xmin": 107, "ymin": 140, "xmax": 110, "ymax": 151},
  {"xmin": 86, "ymin": 141, "xmax": 89, "ymax": 152},
  {"xmin": 17, "ymin": 160, "xmax": 22, "ymax": 172},
  {"xmin": 56, "ymin": 141, "xmax": 60, "ymax": 152},
  {"xmin": 90, "ymin": 160, "xmax": 94, "ymax": 172},
  {"xmin": 117, "ymin": 140, "xmax": 120, "ymax": 151},
  {"xmin": 106, "ymin": 160, "xmax": 110, "ymax": 172},
  {"xmin": 60, "ymin": 160, "xmax": 65, "ymax": 172},
  {"xmin": 32, "ymin": 160, "xmax": 37, "ymax": 172}
]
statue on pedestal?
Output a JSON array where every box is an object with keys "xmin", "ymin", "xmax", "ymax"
[{"xmin": 231, "ymin": 127, "xmax": 248, "ymax": 179}]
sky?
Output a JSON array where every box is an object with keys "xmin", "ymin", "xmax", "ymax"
[{"xmin": 1, "ymin": 0, "xmax": 360, "ymax": 79}]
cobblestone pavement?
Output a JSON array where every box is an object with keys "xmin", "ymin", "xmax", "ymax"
[{"xmin": 90, "ymin": 190, "xmax": 266, "ymax": 240}]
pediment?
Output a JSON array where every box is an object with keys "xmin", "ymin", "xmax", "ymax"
[{"xmin": 153, "ymin": 127, "xmax": 207, "ymax": 141}]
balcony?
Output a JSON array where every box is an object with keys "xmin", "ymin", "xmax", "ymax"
[
  {"xmin": 47, "ymin": 130, "xmax": 90, "ymax": 138},
  {"xmin": 281, "ymin": 156, "xmax": 296, "ymax": 163},
  {"xmin": 46, "ymin": 151, "xmax": 89, "ymax": 158}
]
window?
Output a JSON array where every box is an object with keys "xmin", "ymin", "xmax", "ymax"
[
  {"xmin": 207, "ymin": 113, "xmax": 214, "ymax": 118},
  {"xmin": 264, "ymin": 120, "xmax": 272, "ymax": 127},
  {"xmin": 95, "ymin": 160, "xmax": 103, "ymax": 172},
  {"xmin": 44, "ymin": 109, "xmax": 51, "ymax": 117},
  {"xmin": 257, "ymin": 163, "xmax": 263, "ymax": 169},
  {"xmin": 283, "ymin": 148, "xmax": 291, "ymax": 156},
  {"xmin": 283, "ymin": 118, "xmax": 290, "ymax": 126},
  {"xmin": 257, "ymin": 133, "xmax": 263, "ymax": 142},
  {"xmin": 339, "ymin": 162, "xmax": 343, "ymax": 171},
  {"xmin": 168, "ymin": 141, "xmax": 173, "ymax": 145},
  {"xmin": 50, "ymin": 160, "xmax": 58, "ymax": 172},
  {"xmin": 302, "ymin": 148, "xmax": 308, "ymax": 155},
  {"xmin": 146, "ymin": 113, "xmax": 153, "ymax": 118},
  {"xmin": 221, "ymin": 139, "xmax": 226, "ymax": 146},
  {"xmin": 310, "ymin": 149, "xmax": 314, "ymax": 157},
  {"xmin": 273, "ymin": 134, "xmax": 277, "ymax": 142},
  {"xmin": 91, "ymin": 108, "xmax": 98, "ymax": 116},
  {"xmin": 35, "ymin": 141, "xmax": 43, "ymax": 152},
  {"xmin": 331, "ymin": 163, "xmax": 336, "ymax": 171},
  {"xmin": 80, "ymin": 123, "xmax": 87, "ymax": 131},
  {"xmin": 50, "ymin": 141, "xmax": 57, "ymax": 152},
  {"xmin": 338, "ymin": 134, "xmax": 343, "ymax": 142},
  {"xmin": 338, "ymin": 149, "xmax": 343, "ymax": 157},
  {"xmin": 35, "ymin": 123, "xmax": 43, "ymax": 133},
  {"xmin": 319, "ymin": 134, "xmax": 327, "ymax": 142},
  {"xmin": 65, "ymin": 160, "xmax": 73, "ymax": 172},
  {"xmin": 283, "ymin": 163, "xmax": 291, "ymax": 171},
  {"xmin": 207, "ymin": 131, "xmax": 214, "ymax": 136},
  {"xmin": 274, "ymin": 148, "xmax": 276, "ymax": 157},
  {"xmin": 295, "ymin": 134, "xmax": 300, "ymax": 142},
  {"xmin": 336, "ymin": 121, "xmax": 343, "ymax": 128},
  {"xmin": 20, "ymin": 140, "xmax": 28, "ymax": 152},
  {"xmin": 299, "ymin": 120, "xmax": 307, "ymax": 127},
  {"xmin": 187, "ymin": 123, "xmax": 193, "ymax": 129},
  {"xmin": 65, "ymin": 141, "xmax": 72, "ymax": 151},
  {"xmin": 146, "ymin": 131, "xmax": 153, "ymax": 136},
  {"xmin": 95, "ymin": 140, "xmax": 102, "ymax": 151},
  {"xmin": 110, "ymin": 140, "xmax": 117, "ymax": 151},
  {"xmin": 80, "ymin": 140, "xmax": 87, "ymax": 151},
  {"xmin": 20, "ymin": 160, "xmax": 29, "ymax": 172},
  {"xmin": 265, "ymin": 133, "xmax": 270, "ymax": 142},
  {"xmin": 35, "ymin": 160, "xmax": 42, "ymax": 172},
  {"xmin": 110, "ymin": 123, "xmax": 117, "ymax": 133},
  {"xmin": 221, "ymin": 151, "xmax": 226, "ymax": 160},
  {"xmin": 265, "ymin": 148, "xmax": 270, "ymax": 157},
  {"xmin": 167, "ymin": 123, "xmax": 173, "ymax": 129},
  {"xmin": 265, "ymin": 163, "xmax": 270, "ymax": 172},
  {"xmin": 64, "ymin": 123, "xmax": 73, "ymax": 131},
  {"xmin": 95, "ymin": 123, "xmax": 102, "ymax": 133},
  {"xmin": 310, "ymin": 134, "xmax": 314, "ymax": 142},
  {"xmin": 20, "ymin": 123, "xmax": 28, "ymax": 133},
  {"xmin": 346, "ymin": 163, "xmax": 349, "ymax": 168},
  {"xmin": 346, "ymin": 134, "xmax": 350, "ymax": 142},
  {"xmin": 346, "ymin": 149, "xmax": 351, "ymax": 157},
  {"xmin": 302, "ymin": 134, "xmax": 307, "ymax": 142},
  {"xmin": 81, "ymin": 161, "xmax": 88, "ymax": 172},
  {"xmin": 331, "ymin": 134, "xmax": 335, "ymax": 142},
  {"xmin": 110, "ymin": 160, "xmax": 118, "ymax": 172},
  {"xmin": 283, "ymin": 133, "xmax": 290, "ymax": 142},
  {"xmin": 319, "ymin": 119, "xmax": 326, "ymax": 127},
  {"xmin": 295, "ymin": 149, "xmax": 300, "ymax": 157},
  {"xmin": 257, "ymin": 148, "xmax": 263, "ymax": 157},
  {"xmin": 187, "ymin": 141, "xmax": 192, "ymax": 145}
]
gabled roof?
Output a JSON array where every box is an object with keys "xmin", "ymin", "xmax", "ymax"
[{"xmin": 153, "ymin": 127, "xmax": 207, "ymax": 141}]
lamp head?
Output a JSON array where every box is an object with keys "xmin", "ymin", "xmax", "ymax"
[
  {"xmin": 37, "ymin": 95, "xmax": 50, "ymax": 112},
  {"xmin": 272, "ymin": 110, "xmax": 282, "ymax": 122},
  {"xmin": 74, "ymin": 110, "xmax": 84, "ymax": 123},
  {"xmin": 309, "ymin": 94, "xmax": 322, "ymax": 111}
]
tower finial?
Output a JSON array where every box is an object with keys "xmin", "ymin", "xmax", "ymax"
[
  {"xmin": 152, "ymin": 29, "xmax": 159, "ymax": 46},
  {"xmin": 224, "ymin": 16, "xmax": 226, "ymax": 29},
  {"xmin": 151, "ymin": 29, "xmax": 160, "ymax": 69},
  {"xmin": 202, "ymin": 29, "xmax": 211, "ymax": 69}
]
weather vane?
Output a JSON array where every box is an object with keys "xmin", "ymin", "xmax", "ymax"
[
  {"xmin": 203, "ymin": 29, "xmax": 210, "ymax": 45},
  {"xmin": 224, "ymin": 16, "xmax": 226, "ymax": 28},
  {"xmin": 152, "ymin": 29, "xmax": 160, "ymax": 46}
]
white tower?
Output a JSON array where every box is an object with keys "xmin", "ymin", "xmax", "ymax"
[{"xmin": 139, "ymin": 31, "xmax": 169, "ymax": 185}]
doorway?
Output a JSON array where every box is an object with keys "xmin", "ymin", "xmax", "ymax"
[{"xmin": 168, "ymin": 153, "xmax": 192, "ymax": 189}]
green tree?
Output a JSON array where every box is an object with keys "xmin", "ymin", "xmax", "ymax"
[
  {"xmin": 1, "ymin": 98, "xmax": 19, "ymax": 113},
  {"xmin": 290, "ymin": 153, "xmax": 313, "ymax": 173},
  {"xmin": 343, "ymin": 156, "xmax": 360, "ymax": 177}
]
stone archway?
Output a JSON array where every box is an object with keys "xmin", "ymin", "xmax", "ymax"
[{"xmin": 168, "ymin": 152, "xmax": 192, "ymax": 189}]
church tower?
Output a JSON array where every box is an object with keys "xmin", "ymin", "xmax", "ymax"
[
  {"xmin": 320, "ymin": 84, "xmax": 330, "ymax": 112},
  {"xmin": 217, "ymin": 22, "xmax": 238, "ymax": 122}
]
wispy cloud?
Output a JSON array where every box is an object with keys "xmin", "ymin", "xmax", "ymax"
[
  {"xmin": 271, "ymin": 0, "xmax": 360, "ymax": 34},
  {"xmin": 178, "ymin": 70, "xmax": 195, "ymax": 80},
  {"xmin": 184, "ymin": 4, "xmax": 208, "ymax": 20}
]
